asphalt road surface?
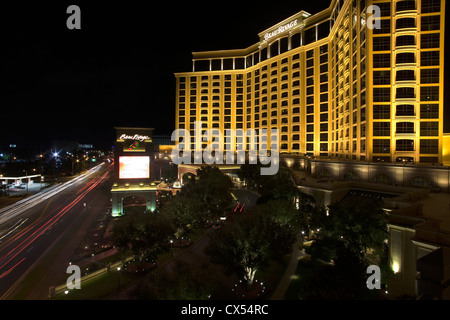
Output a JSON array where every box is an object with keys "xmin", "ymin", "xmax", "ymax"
[{"xmin": 0, "ymin": 162, "xmax": 113, "ymax": 299}]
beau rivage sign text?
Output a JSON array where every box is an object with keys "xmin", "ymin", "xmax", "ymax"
[
  {"xmin": 119, "ymin": 134, "xmax": 150, "ymax": 142},
  {"xmin": 264, "ymin": 19, "xmax": 298, "ymax": 41}
]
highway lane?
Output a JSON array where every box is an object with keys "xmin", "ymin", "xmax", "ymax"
[{"xmin": 0, "ymin": 162, "xmax": 113, "ymax": 299}]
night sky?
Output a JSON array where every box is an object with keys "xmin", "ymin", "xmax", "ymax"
[{"xmin": 1, "ymin": 1, "xmax": 449, "ymax": 149}]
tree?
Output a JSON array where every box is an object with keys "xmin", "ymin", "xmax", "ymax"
[
  {"xmin": 310, "ymin": 195, "xmax": 388, "ymax": 263},
  {"xmin": 131, "ymin": 261, "xmax": 218, "ymax": 300},
  {"xmin": 193, "ymin": 165, "xmax": 234, "ymax": 216},
  {"xmin": 112, "ymin": 211, "xmax": 175, "ymax": 262},
  {"xmin": 251, "ymin": 199, "xmax": 301, "ymax": 243},
  {"xmin": 163, "ymin": 165, "xmax": 234, "ymax": 231},
  {"xmin": 305, "ymin": 195, "xmax": 389, "ymax": 298},
  {"xmin": 205, "ymin": 214, "xmax": 272, "ymax": 287},
  {"xmin": 161, "ymin": 191, "xmax": 204, "ymax": 234},
  {"xmin": 205, "ymin": 209, "xmax": 295, "ymax": 287},
  {"xmin": 256, "ymin": 167, "xmax": 300, "ymax": 204},
  {"xmin": 237, "ymin": 163, "xmax": 262, "ymax": 189}
]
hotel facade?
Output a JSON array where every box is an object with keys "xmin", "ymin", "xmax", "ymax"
[{"xmin": 174, "ymin": 0, "xmax": 448, "ymax": 165}]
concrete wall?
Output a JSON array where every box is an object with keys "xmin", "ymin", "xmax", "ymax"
[{"xmin": 282, "ymin": 156, "xmax": 450, "ymax": 192}]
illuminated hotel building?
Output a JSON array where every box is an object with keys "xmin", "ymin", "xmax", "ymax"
[{"xmin": 174, "ymin": 0, "xmax": 447, "ymax": 164}]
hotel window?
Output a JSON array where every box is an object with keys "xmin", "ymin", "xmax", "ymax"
[
  {"xmin": 396, "ymin": 52, "xmax": 415, "ymax": 64},
  {"xmin": 420, "ymin": 122, "xmax": 439, "ymax": 136},
  {"xmin": 235, "ymin": 58, "xmax": 245, "ymax": 70},
  {"xmin": 396, "ymin": 139, "xmax": 414, "ymax": 151},
  {"xmin": 396, "ymin": 35, "xmax": 415, "ymax": 47},
  {"xmin": 396, "ymin": 87, "xmax": 415, "ymax": 99},
  {"xmin": 373, "ymin": 122, "xmax": 391, "ymax": 136},
  {"xmin": 373, "ymin": 139, "xmax": 390, "ymax": 153},
  {"xmin": 280, "ymin": 37, "xmax": 289, "ymax": 54},
  {"xmin": 195, "ymin": 60, "xmax": 209, "ymax": 71},
  {"xmin": 421, "ymin": 0, "xmax": 441, "ymax": 13},
  {"xmin": 420, "ymin": 139, "xmax": 438, "ymax": 154},
  {"xmin": 373, "ymin": 70, "xmax": 391, "ymax": 85},
  {"xmin": 420, "ymin": 104, "xmax": 439, "ymax": 118},
  {"xmin": 396, "ymin": 70, "xmax": 415, "ymax": 82},
  {"xmin": 420, "ymin": 69, "xmax": 439, "ymax": 84},
  {"xmin": 373, "ymin": 105, "xmax": 390, "ymax": 119},
  {"xmin": 373, "ymin": 19, "xmax": 391, "ymax": 34},
  {"xmin": 223, "ymin": 59, "xmax": 233, "ymax": 70},
  {"xmin": 304, "ymin": 27, "xmax": 317, "ymax": 45},
  {"xmin": 270, "ymin": 42, "xmax": 278, "ymax": 58},
  {"xmin": 373, "ymin": 53, "xmax": 391, "ymax": 68},
  {"xmin": 421, "ymin": 33, "xmax": 440, "ymax": 49},
  {"xmin": 318, "ymin": 20, "xmax": 330, "ymax": 40},
  {"xmin": 373, "ymin": 37, "xmax": 391, "ymax": 51},
  {"xmin": 396, "ymin": 17, "xmax": 415, "ymax": 29},
  {"xmin": 396, "ymin": 122, "xmax": 415, "ymax": 133},
  {"xmin": 396, "ymin": 0, "xmax": 416, "ymax": 12},
  {"xmin": 421, "ymin": 15, "xmax": 440, "ymax": 31},
  {"xmin": 420, "ymin": 156, "xmax": 439, "ymax": 163},
  {"xmin": 373, "ymin": 87, "xmax": 391, "ymax": 102},
  {"xmin": 420, "ymin": 86, "xmax": 439, "ymax": 101},
  {"xmin": 378, "ymin": 2, "xmax": 391, "ymax": 16},
  {"xmin": 420, "ymin": 51, "xmax": 439, "ymax": 66},
  {"xmin": 396, "ymin": 104, "xmax": 415, "ymax": 116},
  {"xmin": 411, "ymin": 176, "xmax": 432, "ymax": 187}
]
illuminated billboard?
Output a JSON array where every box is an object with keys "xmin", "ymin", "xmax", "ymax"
[{"xmin": 119, "ymin": 156, "xmax": 150, "ymax": 179}]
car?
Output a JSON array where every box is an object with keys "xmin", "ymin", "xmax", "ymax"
[{"xmin": 211, "ymin": 220, "xmax": 223, "ymax": 229}]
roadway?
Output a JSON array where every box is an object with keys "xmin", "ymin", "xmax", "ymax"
[{"xmin": 0, "ymin": 162, "xmax": 113, "ymax": 299}]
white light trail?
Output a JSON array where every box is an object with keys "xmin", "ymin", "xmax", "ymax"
[{"xmin": 0, "ymin": 163, "xmax": 105, "ymax": 226}]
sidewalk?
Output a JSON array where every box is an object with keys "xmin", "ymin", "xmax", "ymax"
[{"xmin": 271, "ymin": 234, "xmax": 309, "ymax": 300}]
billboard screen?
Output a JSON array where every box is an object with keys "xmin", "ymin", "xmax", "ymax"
[{"xmin": 119, "ymin": 156, "xmax": 150, "ymax": 179}]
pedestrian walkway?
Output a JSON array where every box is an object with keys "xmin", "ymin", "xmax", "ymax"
[{"xmin": 271, "ymin": 234, "xmax": 309, "ymax": 300}]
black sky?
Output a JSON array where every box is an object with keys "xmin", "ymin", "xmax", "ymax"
[{"xmin": 1, "ymin": 1, "xmax": 449, "ymax": 149}]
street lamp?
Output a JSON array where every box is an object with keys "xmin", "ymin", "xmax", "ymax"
[
  {"xmin": 117, "ymin": 267, "xmax": 121, "ymax": 291},
  {"xmin": 23, "ymin": 170, "xmax": 28, "ymax": 195}
]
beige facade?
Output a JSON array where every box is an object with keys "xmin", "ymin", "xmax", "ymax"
[{"xmin": 174, "ymin": 0, "xmax": 447, "ymax": 165}]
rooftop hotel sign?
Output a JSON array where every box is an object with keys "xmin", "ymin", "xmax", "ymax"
[
  {"xmin": 119, "ymin": 134, "xmax": 150, "ymax": 142},
  {"xmin": 264, "ymin": 19, "xmax": 298, "ymax": 41}
]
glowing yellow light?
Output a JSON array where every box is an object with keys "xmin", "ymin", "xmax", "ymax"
[{"xmin": 393, "ymin": 262, "xmax": 400, "ymax": 274}]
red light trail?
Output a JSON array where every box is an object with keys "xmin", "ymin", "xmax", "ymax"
[{"xmin": 0, "ymin": 163, "xmax": 112, "ymax": 279}]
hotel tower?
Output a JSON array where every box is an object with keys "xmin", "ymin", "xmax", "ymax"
[{"xmin": 174, "ymin": 0, "xmax": 447, "ymax": 165}]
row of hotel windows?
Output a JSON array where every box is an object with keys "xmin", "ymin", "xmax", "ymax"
[
  {"xmin": 373, "ymin": 121, "xmax": 439, "ymax": 136},
  {"xmin": 374, "ymin": 15, "xmax": 440, "ymax": 34},
  {"xmin": 373, "ymin": 139, "xmax": 439, "ymax": 154},
  {"xmin": 191, "ymin": 0, "xmax": 442, "ymax": 72},
  {"xmin": 175, "ymin": 138, "xmax": 439, "ymax": 155},
  {"xmin": 373, "ymin": 86, "xmax": 439, "ymax": 101},
  {"xmin": 373, "ymin": 103, "xmax": 438, "ymax": 118},
  {"xmin": 373, "ymin": 69, "xmax": 440, "ymax": 84},
  {"xmin": 373, "ymin": 34, "xmax": 440, "ymax": 51},
  {"xmin": 373, "ymin": 51, "xmax": 439, "ymax": 67},
  {"xmin": 178, "ymin": 73, "xmax": 440, "ymax": 101},
  {"xmin": 374, "ymin": 0, "xmax": 441, "ymax": 14}
]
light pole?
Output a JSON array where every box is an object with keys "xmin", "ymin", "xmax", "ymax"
[
  {"xmin": 23, "ymin": 170, "xmax": 28, "ymax": 195},
  {"xmin": 117, "ymin": 267, "xmax": 121, "ymax": 291}
]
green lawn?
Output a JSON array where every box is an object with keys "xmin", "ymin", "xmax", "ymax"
[{"xmin": 284, "ymin": 257, "xmax": 318, "ymax": 300}]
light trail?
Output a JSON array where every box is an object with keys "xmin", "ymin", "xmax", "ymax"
[
  {"xmin": 0, "ymin": 164, "xmax": 112, "ymax": 276},
  {"xmin": 0, "ymin": 163, "xmax": 105, "ymax": 226},
  {"xmin": 0, "ymin": 258, "xmax": 26, "ymax": 280},
  {"xmin": 0, "ymin": 219, "xmax": 28, "ymax": 242}
]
